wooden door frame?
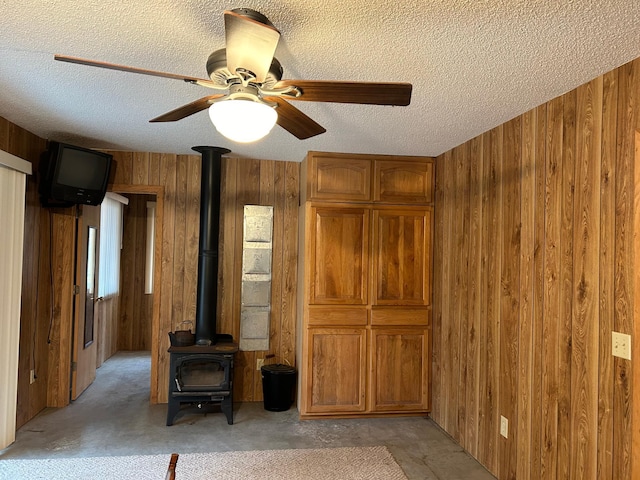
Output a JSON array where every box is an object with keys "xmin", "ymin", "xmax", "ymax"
[{"xmin": 110, "ymin": 184, "xmax": 164, "ymax": 403}]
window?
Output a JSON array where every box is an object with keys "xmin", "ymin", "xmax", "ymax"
[{"xmin": 98, "ymin": 194, "xmax": 125, "ymax": 297}]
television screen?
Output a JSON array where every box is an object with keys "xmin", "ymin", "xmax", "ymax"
[
  {"xmin": 39, "ymin": 142, "xmax": 113, "ymax": 207},
  {"xmin": 54, "ymin": 146, "xmax": 110, "ymax": 190}
]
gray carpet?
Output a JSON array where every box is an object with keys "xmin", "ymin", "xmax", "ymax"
[{"xmin": 0, "ymin": 445, "xmax": 408, "ymax": 480}]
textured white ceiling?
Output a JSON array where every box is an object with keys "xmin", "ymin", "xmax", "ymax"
[{"xmin": 1, "ymin": 1, "xmax": 639, "ymax": 162}]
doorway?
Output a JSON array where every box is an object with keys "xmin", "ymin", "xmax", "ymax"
[{"xmin": 107, "ymin": 184, "xmax": 164, "ymax": 403}]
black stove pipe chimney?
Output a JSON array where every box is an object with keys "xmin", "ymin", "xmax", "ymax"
[{"xmin": 192, "ymin": 146, "xmax": 231, "ymax": 346}]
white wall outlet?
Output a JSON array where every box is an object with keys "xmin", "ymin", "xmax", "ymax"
[
  {"xmin": 257, "ymin": 358, "xmax": 265, "ymax": 371},
  {"xmin": 500, "ymin": 416, "xmax": 509, "ymax": 438},
  {"xmin": 30, "ymin": 369, "xmax": 36, "ymax": 384},
  {"xmin": 612, "ymin": 331, "xmax": 632, "ymax": 360}
]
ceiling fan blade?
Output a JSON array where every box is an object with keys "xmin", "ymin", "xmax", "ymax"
[
  {"xmin": 224, "ymin": 9, "xmax": 280, "ymax": 83},
  {"xmin": 264, "ymin": 97, "xmax": 326, "ymax": 139},
  {"xmin": 149, "ymin": 95, "xmax": 224, "ymax": 122},
  {"xmin": 275, "ymin": 80, "xmax": 412, "ymax": 106},
  {"xmin": 54, "ymin": 54, "xmax": 217, "ymax": 87}
]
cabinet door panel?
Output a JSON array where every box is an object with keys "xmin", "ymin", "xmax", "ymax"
[
  {"xmin": 374, "ymin": 160, "xmax": 434, "ymax": 204},
  {"xmin": 310, "ymin": 206, "xmax": 369, "ymax": 304},
  {"xmin": 305, "ymin": 328, "xmax": 367, "ymax": 413},
  {"xmin": 372, "ymin": 208, "xmax": 432, "ymax": 305},
  {"xmin": 370, "ymin": 328, "xmax": 429, "ymax": 411},
  {"xmin": 310, "ymin": 155, "xmax": 371, "ymax": 201}
]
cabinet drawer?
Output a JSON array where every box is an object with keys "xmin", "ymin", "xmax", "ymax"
[
  {"xmin": 307, "ymin": 306, "xmax": 368, "ymax": 326},
  {"xmin": 370, "ymin": 307, "xmax": 431, "ymax": 326}
]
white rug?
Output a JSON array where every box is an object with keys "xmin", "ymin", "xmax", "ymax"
[{"xmin": 0, "ymin": 445, "xmax": 408, "ymax": 480}]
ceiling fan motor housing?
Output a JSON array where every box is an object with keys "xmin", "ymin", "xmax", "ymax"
[{"xmin": 206, "ymin": 49, "xmax": 283, "ymax": 89}]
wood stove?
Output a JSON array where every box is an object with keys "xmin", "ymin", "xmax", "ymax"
[
  {"xmin": 166, "ymin": 146, "xmax": 238, "ymax": 426},
  {"xmin": 166, "ymin": 342, "xmax": 238, "ymax": 425}
]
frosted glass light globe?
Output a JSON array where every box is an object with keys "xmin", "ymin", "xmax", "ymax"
[{"xmin": 209, "ymin": 100, "xmax": 277, "ymax": 143}]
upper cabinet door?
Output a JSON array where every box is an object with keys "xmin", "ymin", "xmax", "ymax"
[
  {"xmin": 309, "ymin": 206, "xmax": 369, "ymax": 305},
  {"xmin": 372, "ymin": 207, "xmax": 432, "ymax": 305},
  {"xmin": 308, "ymin": 154, "xmax": 372, "ymax": 202},
  {"xmin": 374, "ymin": 160, "xmax": 434, "ymax": 204}
]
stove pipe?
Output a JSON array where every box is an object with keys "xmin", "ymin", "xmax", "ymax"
[{"xmin": 192, "ymin": 146, "xmax": 231, "ymax": 346}]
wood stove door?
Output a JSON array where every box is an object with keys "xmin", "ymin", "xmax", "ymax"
[{"xmin": 71, "ymin": 205, "xmax": 99, "ymax": 400}]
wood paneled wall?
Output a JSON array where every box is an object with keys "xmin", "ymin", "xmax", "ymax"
[
  {"xmin": 108, "ymin": 151, "xmax": 299, "ymax": 404},
  {"xmin": 0, "ymin": 117, "xmax": 52, "ymax": 427},
  {"xmin": 432, "ymin": 59, "xmax": 640, "ymax": 479}
]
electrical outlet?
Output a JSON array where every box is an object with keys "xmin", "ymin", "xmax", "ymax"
[
  {"xmin": 257, "ymin": 358, "xmax": 265, "ymax": 370},
  {"xmin": 30, "ymin": 369, "xmax": 36, "ymax": 384},
  {"xmin": 612, "ymin": 331, "xmax": 631, "ymax": 360},
  {"xmin": 500, "ymin": 416, "xmax": 509, "ymax": 438}
]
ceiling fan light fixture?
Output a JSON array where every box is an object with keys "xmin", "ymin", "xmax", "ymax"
[{"xmin": 208, "ymin": 98, "xmax": 277, "ymax": 143}]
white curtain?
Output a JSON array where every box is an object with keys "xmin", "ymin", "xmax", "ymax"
[
  {"xmin": 98, "ymin": 194, "xmax": 125, "ymax": 298},
  {"xmin": 0, "ymin": 151, "xmax": 31, "ymax": 449}
]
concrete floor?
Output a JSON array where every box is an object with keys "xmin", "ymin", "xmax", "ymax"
[{"xmin": 1, "ymin": 351, "xmax": 495, "ymax": 480}]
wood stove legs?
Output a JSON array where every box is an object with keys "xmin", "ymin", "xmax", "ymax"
[
  {"xmin": 221, "ymin": 395, "xmax": 233, "ymax": 425},
  {"xmin": 166, "ymin": 393, "xmax": 233, "ymax": 426}
]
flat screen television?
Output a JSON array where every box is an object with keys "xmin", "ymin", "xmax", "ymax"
[{"xmin": 39, "ymin": 141, "xmax": 113, "ymax": 207}]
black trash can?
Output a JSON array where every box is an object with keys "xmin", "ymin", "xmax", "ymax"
[{"xmin": 261, "ymin": 364, "xmax": 297, "ymax": 411}]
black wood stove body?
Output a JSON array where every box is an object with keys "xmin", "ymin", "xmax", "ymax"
[{"xmin": 166, "ymin": 341, "xmax": 239, "ymax": 425}]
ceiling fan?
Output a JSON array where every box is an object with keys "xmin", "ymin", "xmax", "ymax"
[{"xmin": 54, "ymin": 8, "xmax": 412, "ymax": 143}]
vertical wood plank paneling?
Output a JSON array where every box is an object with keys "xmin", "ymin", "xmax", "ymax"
[
  {"xmin": 570, "ymin": 76, "xmax": 602, "ymax": 480},
  {"xmin": 517, "ymin": 108, "xmax": 536, "ymax": 480},
  {"xmin": 112, "ymin": 152, "xmax": 133, "ymax": 184},
  {"xmin": 466, "ymin": 135, "xmax": 483, "ymax": 458},
  {"xmin": 596, "ymin": 68, "xmax": 617, "ymax": 480},
  {"xmin": 234, "ymin": 158, "xmax": 261, "ymax": 402},
  {"xmin": 156, "ymin": 153, "xmax": 177, "ymax": 403},
  {"xmin": 499, "ymin": 117, "xmax": 521, "ymax": 480},
  {"xmin": 118, "ymin": 194, "xmax": 136, "ymax": 349},
  {"xmin": 219, "ymin": 158, "xmax": 238, "ymax": 337},
  {"xmin": 183, "ymin": 156, "xmax": 200, "ymax": 326},
  {"xmin": 481, "ymin": 126, "xmax": 502, "ymax": 474},
  {"xmin": 455, "ymin": 143, "xmax": 470, "ymax": 446},
  {"xmin": 132, "ymin": 196, "xmax": 149, "ymax": 349},
  {"xmin": 557, "ymin": 88, "xmax": 576, "ymax": 480},
  {"xmin": 632, "ymin": 131, "xmax": 640, "ymax": 480},
  {"xmin": 171, "ymin": 155, "xmax": 187, "ymax": 328},
  {"xmin": 541, "ymin": 95, "xmax": 563, "ymax": 480},
  {"xmin": 132, "ymin": 152, "xmax": 149, "ymax": 185},
  {"xmin": 613, "ymin": 60, "xmax": 635, "ymax": 480},
  {"xmin": 256, "ymin": 160, "xmax": 276, "ymax": 400},
  {"xmin": 431, "ymin": 149, "xmax": 444, "ymax": 425},
  {"xmin": 281, "ymin": 161, "xmax": 299, "ymax": 366},
  {"xmin": 530, "ymin": 103, "xmax": 547, "ymax": 479},
  {"xmin": 47, "ymin": 210, "xmax": 76, "ymax": 407},
  {"xmin": 4, "ymin": 119, "xmax": 49, "ymax": 428},
  {"xmin": 269, "ymin": 161, "xmax": 285, "ymax": 374},
  {"xmin": 439, "ymin": 149, "xmax": 454, "ymax": 432},
  {"xmin": 432, "ymin": 58, "xmax": 640, "ymax": 480}
]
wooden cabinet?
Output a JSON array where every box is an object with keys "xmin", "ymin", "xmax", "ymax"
[
  {"xmin": 308, "ymin": 206, "xmax": 369, "ymax": 305},
  {"xmin": 298, "ymin": 151, "xmax": 434, "ymax": 418},
  {"xmin": 374, "ymin": 160, "xmax": 434, "ymax": 204},
  {"xmin": 372, "ymin": 207, "xmax": 432, "ymax": 305},
  {"xmin": 308, "ymin": 154, "xmax": 371, "ymax": 202},
  {"xmin": 305, "ymin": 328, "xmax": 367, "ymax": 413},
  {"xmin": 370, "ymin": 327, "xmax": 430, "ymax": 412}
]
